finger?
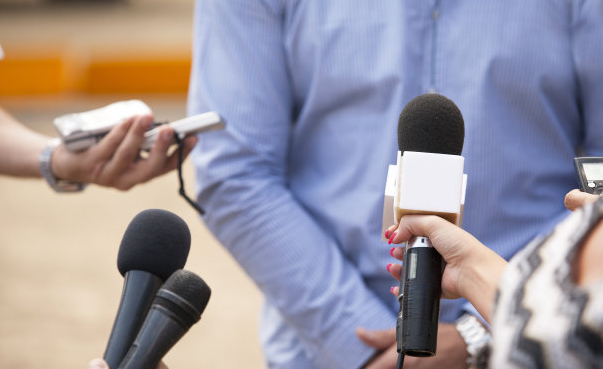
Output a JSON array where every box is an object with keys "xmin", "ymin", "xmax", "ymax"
[
  {"xmin": 387, "ymin": 262, "xmax": 402, "ymax": 281},
  {"xmin": 390, "ymin": 286, "xmax": 399, "ymax": 297},
  {"xmin": 356, "ymin": 328, "xmax": 397, "ymax": 350},
  {"xmin": 134, "ymin": 125, "xmax": 174, "ymax": 179},
  {"xmin": 87, "ymin": 358, "xmax": 108, "ymax": 369},
  {"xmin": 364, "ymin": 344, "xmax": 398, "ymax": 369},
  {"xmin": 384, "ymin": 224, "xmax": 398, "ymax": 240},
  {"xmin": 89, "ymin": 117, "xmax": 135, "ymax": 161},
  {"xmin": 156, "ymin": 361, "xmax": 169, "ymax": 369},
  {"xmin": 160, "ymin": 134, "xmax": 199, "ymax": 175},
  {"xmin": 394, "ymin": 215, "xmax": 479, "ymax": 268},
  {"xmin": 402, "ymin": 355, "xmax": 420, "ymax": 367},
  {"xmin": 110, "ymin": 129, "xmax": 198, "ymax": 190},
  {"xmin": 392, "ymin": 215, "xmax": 456, "ymax": 246},
  {"xmin": 391, "ymin": 246, "xmax": 404, "ymax": 261},
  {"xmin": 564, "ymin": 189, "xmax": 599, "ymax": 211},
  {"xmin": 182, "ymin": 134, "xmax": 199, "ymax": 156},
  {"xmin": 99, "ymin": 115, "xmax": 152, "ymax": 181}
]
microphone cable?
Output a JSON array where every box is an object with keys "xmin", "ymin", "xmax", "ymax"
[
  {"xmin": 397, "ymin": 352, "xmax": 404, "ymax": 369},
  {"xmin": 173, "ymin": 132, "xmax": 205, "ymax": 216}
]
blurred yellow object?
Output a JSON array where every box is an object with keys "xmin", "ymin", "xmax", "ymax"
[
  {"xmin": 86, "ymin": 58, "xmax": 191, "ymax": 94},
  {"xmin": 0, "ymin": 46, "xmax": 191, "ymax": 95},
  {"xmin": 0, "ymin": 54, "xmax": 64, "ymax": 95}
]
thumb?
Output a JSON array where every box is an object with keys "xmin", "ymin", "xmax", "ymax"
[
  {"xmin": 356, "ymin": 327, "xmax": 396, "ymax": 350},
  {"xmin": 88, "ymin": 358, "xmax": 109, "ymax": 369},
  {"xmin": 565, "ymin": 189, "xmax": 599, "ymax": 211}
]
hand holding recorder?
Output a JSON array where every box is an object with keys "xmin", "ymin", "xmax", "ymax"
[
  {"xmin": 47, "ymin": 100, "xmax": 224, "ymax": 191},
  {"xmin": 49, "ymin": 114, "xmax": 196, "ymax": 191}
]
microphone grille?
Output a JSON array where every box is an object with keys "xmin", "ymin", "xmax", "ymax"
[
  {"xmin": 397, "ymin": 93, "xmax": 465, "ymax": 155},
  {"xmin": 117, "ymin": 209, "xmax": 191, "ymax": 281},
  {"xmin": 162, "ymin": 269, "xmax": 211, "ymax": 316}
]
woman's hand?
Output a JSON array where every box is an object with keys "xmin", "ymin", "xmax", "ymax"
[
  {"xmin": 385, "ymin": 215, "xmax": 507, "ymax": 323},
  {"xmin": 564, "ymin": 189, "xmax": 600, "ymax": 211}
]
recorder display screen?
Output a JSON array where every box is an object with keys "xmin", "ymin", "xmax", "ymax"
[{"xmin": 583, "ymin": 163, "xmax": 603, "ymax": 181}]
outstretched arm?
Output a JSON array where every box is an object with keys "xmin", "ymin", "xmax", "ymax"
[{"xmin": 0, "ymin": 108, "xmax": 196, "ymax": 190}]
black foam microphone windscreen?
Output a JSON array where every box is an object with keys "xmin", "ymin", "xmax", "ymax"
[
  {"xmin": 104, "ymin": 209, "xmax": 191, "ymax": 369},
  {"xmin": 117, "ymin": 209, "xmax": 191, "ymax": 280},
  {"xmin": 397, "ymin": 93, "xmax": 464, "ymax": 155}
]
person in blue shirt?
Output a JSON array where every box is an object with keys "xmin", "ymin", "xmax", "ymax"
[{"xmin": 188, "ymin": 1, "xmax": 603, "ymax": 368}]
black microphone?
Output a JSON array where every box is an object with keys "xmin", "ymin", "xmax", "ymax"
[
  {"xmin": 393, "ymin": 94, "xmax": 466, "ymax": 359},
  {"xmin": 103, "ymin": 209, "xmax": 191, "ymax": 369},
  {"xmin": 117, "ymin": 269, "xmax": 211, "ymax": 369}
]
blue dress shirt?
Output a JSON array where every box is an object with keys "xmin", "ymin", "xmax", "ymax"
[{"xmin": 188, "ymin": 1, "xmax": 603, "ymax": 368}]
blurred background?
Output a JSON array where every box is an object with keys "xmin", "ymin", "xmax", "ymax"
[{"xmin": 0, "ymin": 0, "xmax": 264, "ymax": 368}]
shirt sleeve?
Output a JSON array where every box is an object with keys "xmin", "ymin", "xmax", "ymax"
[
  {"xmin": 457, "ymin": 0, "xmax": 603, "ymax": 332},
  {"xmin": 188, "ymin": 1, "xmax": 395, "ymax": 368},
  {"xmin": 572, "ymin": 0, "xmax": 603, "ymax": 156}
]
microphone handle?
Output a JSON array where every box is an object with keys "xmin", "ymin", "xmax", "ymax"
[
  {"xmin": 104, "ymin": 270, "xmax": 163, "ymax": 369},
  {"xmin": 399, "ymin": 236, "xmax": 443, "ymax": 357},
  {"xmin": 117, "ymin": 306, "xmax": 188, "ymax": 369}
]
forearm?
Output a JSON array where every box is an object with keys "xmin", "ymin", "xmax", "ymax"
[
  {"xmin": 0, "ymin": 108, "xmax": 48, "ymax": 177},
  {"xmin": 460, "ymin": 247, "xmax": 507, "ymax": 323},
  {"xmin": 199, "ymin": 174, "xmax": 395, "ymax": 368}
]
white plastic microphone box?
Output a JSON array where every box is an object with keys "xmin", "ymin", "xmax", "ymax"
[
  {"xmin": 381, "ymin": 164, "xmax": 398, "ymax": 241},
  {"xmin": 381, "ymin": 151, "xmax": 466, "ymax": 242},
  {"xmin": 395, "ymin": 151, "xmax": 464, "ymax": 223}
]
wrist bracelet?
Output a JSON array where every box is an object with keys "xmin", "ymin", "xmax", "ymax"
[
  {"xmin": 455, "ymin": 313, "xmax": 491, "ymax": 369},
  {"xmin": 40, "ymin": 138, "xmax": 87, "ymax": 193}
]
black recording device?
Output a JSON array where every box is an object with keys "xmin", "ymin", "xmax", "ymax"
[
  {"xmin": 53, "ymin": 100, "xmax": 225, "ymax": 216},
  {"xmin": 53, "ymin": 100, "xmax": 224, "ymax": 152},
  {"xmin": 574, "ymin": 157, "xmax": 603, "ymax": 194}
]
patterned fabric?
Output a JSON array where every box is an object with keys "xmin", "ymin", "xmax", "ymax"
[{"xmin": 491, "ymin": 197, "xmax": 603, "ymax": 368}]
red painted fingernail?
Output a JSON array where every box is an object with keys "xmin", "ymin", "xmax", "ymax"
[
  {"xmin": 390, "ymin": 247, "xmax": 395, "ymax": 257},
  {"xmin": 390, "ymin": 286, "xmax": 395, "ymax": 294},
  {"xmin": 386, "ymin": 263, "xmax": 392, "ymax": 272},
  {"xmin": 388, "ymin": 231, "xmax": 397, "ymax": 244},
  {"xmin": 384, "ymin": 230, "xmax": 391, "ymax": 239}
]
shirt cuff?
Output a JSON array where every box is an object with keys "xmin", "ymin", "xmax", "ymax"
[{"xmin": 311, "ymin": 302, "xmax": 397, "ymax": 369}]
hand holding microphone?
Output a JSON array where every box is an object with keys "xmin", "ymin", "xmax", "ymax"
[
  {"xmin": 385, "ymin": 93, "xmax": 466, "ymax": 363},
  {"xmin": 383, "ymin": 94, "xmax": 511, "ymax": 369},
  {"xmin": 386, "ymin": 215, "xmax": 502, "ymax": 308}
]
